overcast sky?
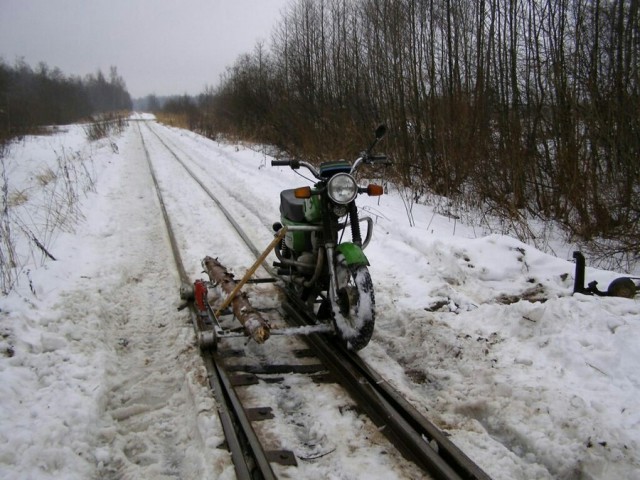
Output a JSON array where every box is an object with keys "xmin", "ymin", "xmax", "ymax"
[{"xmin": 0, "ymin": 0, "xmax": 290, "ymax": 98}]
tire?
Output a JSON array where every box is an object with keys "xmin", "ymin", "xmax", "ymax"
[
  {"xmin": 331, "ymin": 263, "xmax": 375, "ymax": 350},
  {"xmin": 607, "ymin": 277, "xmax": 637, "ymax": 298}
]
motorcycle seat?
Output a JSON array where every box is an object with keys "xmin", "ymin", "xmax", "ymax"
[{"xmin": 280, "ymin": 189, "xmax": 306, "ymax": 222}]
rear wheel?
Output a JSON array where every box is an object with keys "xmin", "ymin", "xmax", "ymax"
[{"xmin": 331, "ymin": 263, "xmax": 375, "ymax": 350}]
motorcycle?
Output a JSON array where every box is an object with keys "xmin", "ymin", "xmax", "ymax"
[{"xmin": 271, "ymin": 125, "xmax": 390, "ymax": 350}]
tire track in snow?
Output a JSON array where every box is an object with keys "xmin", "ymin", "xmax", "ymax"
[
  {"xmin": 88, "ymin": 124, "xmax": 229, "ymax": 478},
  {"xmin": 145, "ymin": 123, "xmax": 278, "ymax": 244},
  {"xmin": 137, "ymin": 122, "xmax": 438, "ymax": 479}
]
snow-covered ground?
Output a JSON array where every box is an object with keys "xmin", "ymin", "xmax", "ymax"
[{"xmin": 1, "ymin": 115, "xmax": 639, "ymax": 479}]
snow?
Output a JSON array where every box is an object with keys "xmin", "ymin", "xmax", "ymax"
[{"xmin": 1, "ymin": 115, "xmax": 639, "ymax": 479}]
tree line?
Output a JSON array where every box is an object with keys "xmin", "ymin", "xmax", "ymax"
[
  {"xmin": 0, "ymin": 59, "xmax": 132, "ymax": 143},
  {"xmin": 178, "ymin": 0, "xmax": 637, "ymax": 269}
]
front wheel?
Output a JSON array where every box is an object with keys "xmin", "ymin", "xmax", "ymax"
[{"xmin": 331, "ymin": 263, "xmax": 375, "ymax": 350}]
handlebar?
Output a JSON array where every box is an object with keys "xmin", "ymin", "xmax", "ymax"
[
  {"xmin": 272, "ymin": 159, "xmax": 320, "ymax": 178},
  {"xmin": 271, "ymin": 160, "xmax": 291, "ymax": 167},
  {"xmin": 350, "ymin": 153, "xmax": 391, "ymax": 173},
  {"xmin": 272, "ymin": 155, "xmax": 391, "ymax": 177},
  {"xmin": 271, "ymin": 123, "xmax": 390, "ymax": 176}
]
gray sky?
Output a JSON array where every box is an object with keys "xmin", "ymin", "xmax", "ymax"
[{"xmin": 0, "ymin": 0, "xmax": 290, "ymax": 98}]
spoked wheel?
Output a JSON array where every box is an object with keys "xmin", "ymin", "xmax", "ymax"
[{"xmin": 331, "ymin": 262, "xmax": 375, "ymax": 351}]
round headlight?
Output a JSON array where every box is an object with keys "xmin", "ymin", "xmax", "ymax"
[{"xmin": 328, "ymin": 173, "xmax": 358, "ymax": 204}]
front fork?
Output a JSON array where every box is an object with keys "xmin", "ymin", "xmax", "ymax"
[
  {"xmin": 326, "ymin": 204, "xmax": 371, "ymax": 309},
  {"xmin": 326, "ymin": 241, "xmax": 370, "ymax": 313},
  {"xmin": 325, "ymin": 243, "xmax": 340, "ymax": 311}
]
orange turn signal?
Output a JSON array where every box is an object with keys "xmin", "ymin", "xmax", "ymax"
[
  {"xmin": 366, "ymin": 184, "xmax": 384, "ymax": 196},
  {"xmin": 294, "ymin": 186, "xmax": 312, "ymax": 198}
]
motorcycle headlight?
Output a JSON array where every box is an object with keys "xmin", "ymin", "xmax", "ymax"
[{"xmin": 327, "ymin": 173, "xmax": 358, "ymax": 204}]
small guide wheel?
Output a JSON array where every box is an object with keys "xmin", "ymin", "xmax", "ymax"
[
  {"xmin": 179, "ymin": 283, "xmax": 195, "ymax": 301},
  {"xmin": 198, "ymin": 329, "xmax": 218, "ymax": 351}
]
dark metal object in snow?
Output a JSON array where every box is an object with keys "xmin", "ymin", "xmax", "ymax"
[{"xmin": 573, "ymin": 251, "xmax": 638, "ymax": 298}]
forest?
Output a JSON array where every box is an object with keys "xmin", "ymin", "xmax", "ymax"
[
  {"xmin": 0, "ymin": 60, "xmax": 132, "ymax": 143},
  {"xmin": 176, "ymin": 0, "xmax": 638, "ymax": 270},
  {"xmin": 2, "ymin": 0, "xmax": 638, "ymax": 270}
]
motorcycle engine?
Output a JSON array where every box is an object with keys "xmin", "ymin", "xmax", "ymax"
[{"xmin": 297, "ymin": 252, "xmax": 316, "ymax": 274}]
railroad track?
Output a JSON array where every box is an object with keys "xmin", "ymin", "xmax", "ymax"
[{"xmin": 135, "ymin": 120, "xmax": 492, "ymax": 480}]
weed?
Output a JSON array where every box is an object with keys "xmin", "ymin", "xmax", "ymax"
[
  {"xmin": 1, "ymin": 124, "xmax": 104, "ymax": 294},
  {"xmin": 35, "ymin": 166, "xmax": 57, "ymax": 187},
  {"xmin": 83, "ymin": 113, "xmax": 128, "ymax": 142},
  {"xmin": 156, "ymin": 112, "xmax": 190, "ymax": 129},
  {"xmin": 0, "ymin": 157, "xmax": 17, "ymax": 293},
  {"xmin": 9, "ymin": 189, "xmax": 29, "ymax": 207}
]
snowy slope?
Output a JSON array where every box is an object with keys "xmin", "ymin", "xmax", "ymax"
[{"xmin": 0, "ymin": 116, "xmax": 638, "ymax": 479}]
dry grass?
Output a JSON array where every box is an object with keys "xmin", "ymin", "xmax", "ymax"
[
  {"xmin": 9, "ymin": 189, "xmax": 29, "ymax": 207},
  {"xmin": 36, "ymin": 167, "xmax": 57, "ymax": 187},
  {"xmin": 1, "ymin": 137, "xmax": 100, "ymax": 293},
  {"xmin": 155, "ymin": 112, "xmax": 190, "ymax": 129},
  {"xmin": 83, "ymin": 113, "xmax": 129, "ymax": 141}
]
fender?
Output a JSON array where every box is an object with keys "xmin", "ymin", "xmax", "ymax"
[{"xmin": 336, "ymin": 242, "xmax": 369, "ymax": 267}]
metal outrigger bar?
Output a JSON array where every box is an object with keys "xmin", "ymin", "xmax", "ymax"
[
  {"xmin": 197, "ymin": 316, "xmax": 334, "ymax": 350},
  {"xmin": 181, "ymin": 278, "xmax": 335, "ymax": 351},
  {"xmin": 212, "ymin": 323, "xmax": 334, "ymax": 339},
  {"xmin": 268, "ymin": 324, "xmax": 335, "ymax": 336}
]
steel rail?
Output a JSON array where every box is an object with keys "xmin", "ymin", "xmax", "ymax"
[
  {"xmin": 143, "ymin": 122, "xmax": 273, "ymax": 275},
  {"xmin": 282, "ymin": 298, "xmax": 491, "ymax": 480},
  {"xmin": 140, "ymin": 120, "xmax": 492, "ymax": 480},
  {"xmin": 136, "ymin": 122, "xmax": 277, "ymax": 480},
  {"xmin": 345, "ymin": 349, "xmax": 490, "ymax": 480}
]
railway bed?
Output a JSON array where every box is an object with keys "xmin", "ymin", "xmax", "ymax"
[{"xmin": 136, "ymin": 119, "xmax": 492, "ymax": 480}]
